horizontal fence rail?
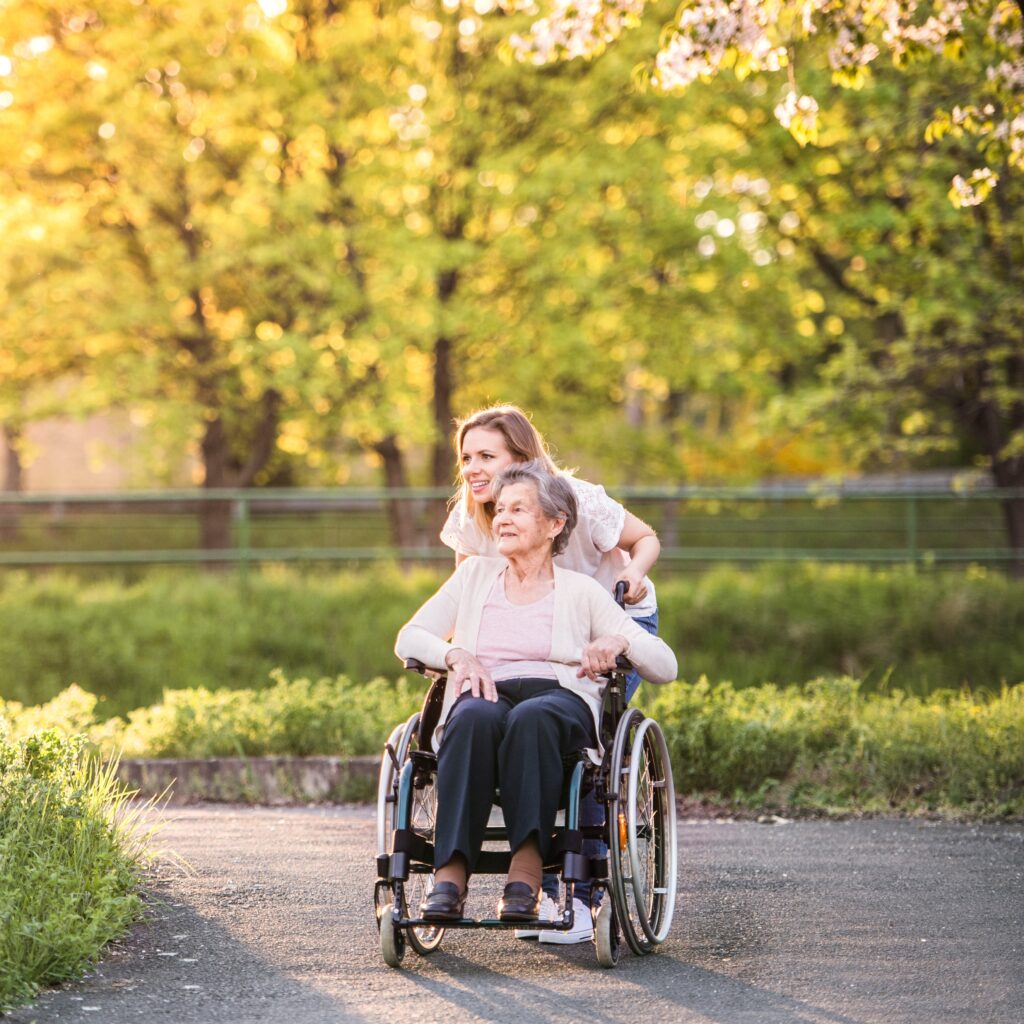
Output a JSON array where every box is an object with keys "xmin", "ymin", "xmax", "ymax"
[{"xmin": 0, "ymin": 484, "xmax": 1021, "ymax": 572}]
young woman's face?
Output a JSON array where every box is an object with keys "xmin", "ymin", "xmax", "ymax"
[{"xmin": 460, "ymin": 427, "xmax": 517, "ymax": 505}]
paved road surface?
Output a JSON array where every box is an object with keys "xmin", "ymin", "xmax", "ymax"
[{"xmin": 8, "ymin": 806, "xmax": 1023, "ymax": 1024}]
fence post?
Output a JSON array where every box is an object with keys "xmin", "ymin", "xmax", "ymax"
[
  {"xmin": 905, "ymin": 495, "xmax": 918, "ymax": 566},
  {"xmin": 235, "ymin": 495, "xmax": 251, "ymax": 588}
]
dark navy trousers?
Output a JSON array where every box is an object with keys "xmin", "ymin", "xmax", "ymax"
[{"xmin": 433, "ymin": 678, "xmax": 595, "ymax": 874}]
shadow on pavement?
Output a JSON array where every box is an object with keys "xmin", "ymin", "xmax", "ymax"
[
  {"xmin": 3, "ymin": 885, "xmax": 373, "ymax": 1024},
  {"xmin": 400, "ymin": 946, "xmax": 865, "ymax": 1024}
]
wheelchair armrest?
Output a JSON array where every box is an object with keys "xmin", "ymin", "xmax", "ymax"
[
  {"xmin": 400, "ymin": 660, "xmax": 448, "ymax": 750},
  {"xmin": 404, "ymin": 657, "xmax": 450, "ymax": 679},
  {"xmin": 417, "ymin": 675, "xmax": 447, "ymax": 752}
]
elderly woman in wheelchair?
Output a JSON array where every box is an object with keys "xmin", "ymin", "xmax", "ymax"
[{"xmin": 382, "ymin": 460, "xmax": 678, "ymax": 966}]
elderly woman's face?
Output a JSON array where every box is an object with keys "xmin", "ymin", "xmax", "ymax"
[{"xmin": 492, "ymin": 482, "xmax": 563, "ymax": 559}]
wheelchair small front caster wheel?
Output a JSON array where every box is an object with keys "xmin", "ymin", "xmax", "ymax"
[
  {"xmin": 380, "ymin": 903, "xmax": 406, "ymax": 968},
  {"xmin": 594, "ymin": 902, "xmax": 620, "ymax": 968}
]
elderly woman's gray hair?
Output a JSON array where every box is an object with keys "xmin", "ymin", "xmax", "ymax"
[{"xmin": 491, "ymin": 460, "xmax": 578, "ymax": 556}]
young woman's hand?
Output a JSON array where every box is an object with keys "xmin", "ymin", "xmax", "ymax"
[
  {"xmin": 614, "ymin": 566, "xmax": 648, "ymax": 605},
  {"xmin": 444, "ymin": 648, "xmax": 498, "ymax": 702},
  {"xmin": 577, "ymin": 635, "xmax": 630, "ymax": 681}
]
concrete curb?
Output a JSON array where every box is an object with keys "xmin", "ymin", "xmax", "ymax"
[{"xmin": 117, "ymin": 755, "xmax": 381, "ymax": 805}]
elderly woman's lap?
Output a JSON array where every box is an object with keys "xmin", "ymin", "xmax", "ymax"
[{"xmin": 434, "ymin": 682, "xmax": 595, "ymax": 870}]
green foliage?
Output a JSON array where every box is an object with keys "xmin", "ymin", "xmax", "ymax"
[
  {"xmin": 103, "ymin": 672, "xmax": 423, "ymax": 759},
  {"xmin": 5, "ymin": 678, "xmax": 1021, "ymax": 818},
  {"xmin": 641, "ymin": 677, "xmax": 1024, "ymax": 818},
  {"xmin": 0, "ymin": 730, "xmax": 146, "ymax": 1012},
  {"xmin": 0, "ymin": 674, "xmax": 423, "ymax": 760},
  {"xmin": 0, "ymin": 567, "xmax": 441, "ymax": 715},
  {"xmin": 663, "ymin": 563, "xmax": 1024, "ymax": 693},
  {"xmin": 1, "ymin": 564, "xmax": 1021, "ymax": 716}
]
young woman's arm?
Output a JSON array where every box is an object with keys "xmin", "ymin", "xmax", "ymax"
[{"xmin": 615, "ymin": 510, "xmax": 661, "ymax": 605}]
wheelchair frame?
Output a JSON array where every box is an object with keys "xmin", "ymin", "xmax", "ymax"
[{"xmin": 374, "ymin": 654, "xmax": 677, "ymax": 969}]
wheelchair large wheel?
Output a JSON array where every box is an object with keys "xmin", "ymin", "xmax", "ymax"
[
  {"xmin": 607, "ymin": 709, "xmax": 677, "ymax": 955},
  {"xmin": 376, "ymin": 714, "xmax": 420, "ymax": 860},
  {"xmin": 375, "ymin": 713, "xmax": 444, "ymax": 955},
  {"xmin": 626, "ymin": 717, "xmax": 677, "ymax": 945}
]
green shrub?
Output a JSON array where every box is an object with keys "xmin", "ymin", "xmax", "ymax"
[
  {"xmin": 640, "ymin": 676, "xmax": 1024, "ymax": 816},
  {"xmin": 660, "ymin": 563, "xmax": 1024, "ymax": 692},
  {"xmin": 5, "ymin": 676, "xmax": 1022, "ymax": 817},
  {"xmin": 0, "ymin": 567, "xmax": 440, "ymax": 715},
  {"xmin": 0, "ymin": 730, "xmax": 148, "ymax": 1012},
  {"xmin": 1, "ymin": 564, "xmax": 1022, "ymax": 715},
  {"xmin": 104, "ymin": 671, "xmax": 424, "ymax": 758}
]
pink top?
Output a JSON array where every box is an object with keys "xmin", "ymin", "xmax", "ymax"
[{"xmin": 475, "ymin": 572, "xmax": 557, "ymax": 682}]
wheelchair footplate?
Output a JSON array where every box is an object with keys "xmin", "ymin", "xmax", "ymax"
[{"xmin": 388, "ymin": 906, "xmax": 590, "ymax": 932}]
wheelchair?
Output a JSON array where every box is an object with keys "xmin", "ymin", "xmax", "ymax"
[{"xmin": 373, "ymin": 617, "xmax": 678, "ymax": 969}]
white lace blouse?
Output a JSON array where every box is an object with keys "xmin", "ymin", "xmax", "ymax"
[{"xmin": 439, "ymin": 475, "xmax": 657, "ymax": 617}]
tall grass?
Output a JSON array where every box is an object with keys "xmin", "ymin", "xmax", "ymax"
[
  {"xmin": 0, "ymin": 729, "xmax": 150, "ymax": 1012},
  {"xmin": 1, "ymin": 563, "xmax": 1021, "ymax": 715}
]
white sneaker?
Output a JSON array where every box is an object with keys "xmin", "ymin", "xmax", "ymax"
[
  {"xmin": 539, "ymin": 898, "xmax": 594, "ymax": 944},
  {"xmin": 514, "ymin": 895, "xmax": 558, "ymax": 940}
]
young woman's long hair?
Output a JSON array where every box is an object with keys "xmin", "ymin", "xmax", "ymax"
[{"xmin": 452, "ymin": 405, "xmax": 560, "ymax": 535}]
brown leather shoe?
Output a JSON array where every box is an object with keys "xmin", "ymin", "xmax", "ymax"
[
  {"xmin": 420, "ymin": 882, "xmax": 467, "ymax": 921},
  {"xmin": 497, "ymin": 882, "xmax": 542, "ymax": 922}
]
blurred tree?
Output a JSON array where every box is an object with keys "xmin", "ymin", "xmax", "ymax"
[
  {"xmin": 0, "ymin": 0, "xmax": 844, "ymax": 539},
  {"xmin": 402, "ymin": 5, "xmax": 813, "ymax": 488},
  {"xmin": 669, "ymin": 51, "xmax": 1024, "ymax": 567},
  {"xmin": 2, "ymin": 1, "xmax": 437, "ymax": 547},
  {"xmin": 505, "ymin": 0, "xmax": 1023, "ymax": 207}
]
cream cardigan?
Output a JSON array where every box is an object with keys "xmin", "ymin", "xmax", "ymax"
[{"xmin": 394, "ymin": 556, "xmax": 678, "ymax": 753}]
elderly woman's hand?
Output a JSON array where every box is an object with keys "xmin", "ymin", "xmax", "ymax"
[
  {"xmin": 576, "ymin": 634, "xmax": 630, "ymax": 681},
  {"xmin": 445, "ymin": 648, "xmax": 498, "ymax": 702}
]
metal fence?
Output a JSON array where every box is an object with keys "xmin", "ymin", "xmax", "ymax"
[{"xmin": 0, "ymin": 484, "xmax": 1020, "ymax": 572}]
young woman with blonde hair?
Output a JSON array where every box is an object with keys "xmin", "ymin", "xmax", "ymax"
[{"xmin": 438, "ymin": 403, "xmax": 665, "ymax": 943}]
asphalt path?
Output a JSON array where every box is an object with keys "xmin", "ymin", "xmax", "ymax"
[{"xmin": 8, "ymin": 805, "xmax": 1023, "ymax": 1024}]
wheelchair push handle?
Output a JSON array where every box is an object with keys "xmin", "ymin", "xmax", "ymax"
[{"xmin": 612, "ymin": 582, "xmax": 633, "ymax": 672}]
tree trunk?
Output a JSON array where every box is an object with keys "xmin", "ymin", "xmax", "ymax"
[
  {"xmin": 374, "ymin": 434, "xmax": 418, "ymax": 563},
  {"xmin": 197, "ymin": 389, "xmax": 281, "ymax": 565},
  {"xmin": 1, "ymin": 424, "xmax": 23, "ymax": 542},
  {"xmin": 432, "ymin": 334, "xmax": 454, "ymax": 489},
  {"xmin": 3, "ymin": 425, "xmax": 23, "ymax": 492},
  {"xmin": 199, "ymin": 414, "xmax": 232, "ymax": 561},
  {"xmin": 992, "ymin": 460, "xmax": 1024, "ymax": 580},
  {"xmin": 431, "ymin": 263, "xmax": 459, "ymax": 489},
  {"xmin": 659, "ymin": 390, "xmax": 687, "ymax": 549}
]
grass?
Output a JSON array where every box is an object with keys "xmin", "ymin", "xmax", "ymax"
[
  {"xmin": 0, "ymin": 563, "xmax": 1021, "ymax": 717},
  {"xmin": 0, "ymin": 728, "xmax": 151, "ymax": 1012}
]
